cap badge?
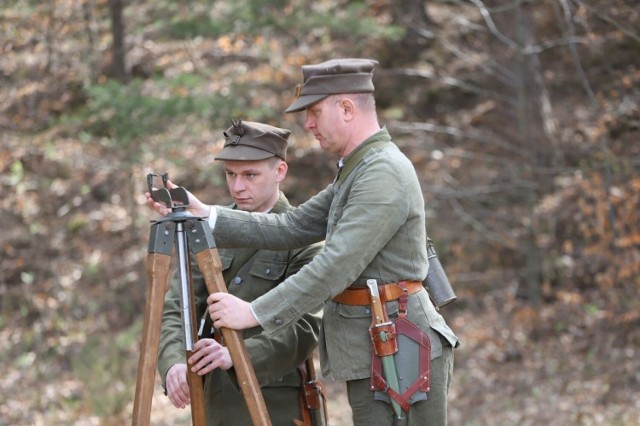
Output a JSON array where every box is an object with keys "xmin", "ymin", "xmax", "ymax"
[
  {"xmin": 226, "ymin": 119, "xmax": 243, "ymax": 144},
  {"xmin": 231, "ymin": 119, "xmax": 245, "ymax": 135}
]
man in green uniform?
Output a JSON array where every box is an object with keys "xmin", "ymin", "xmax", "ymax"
[
  {"xmin": 156, "ymin": 120, "xmax": 323, "ymax": 425},
  {"xmin": 148, "ymin": 59, "xmax": 459, "ymax": 425}
]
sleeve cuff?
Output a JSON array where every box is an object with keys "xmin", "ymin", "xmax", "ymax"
[
  {"xmin": 249, "ymin": 303, "xmax": 261, "ymax": 327},
  {"xmin": 207, "ymin": 205, "xmax": 216, "ymax": 229}
]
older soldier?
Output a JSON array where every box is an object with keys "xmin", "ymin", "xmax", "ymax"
[{"xmin": 156, "ymin": 120, "xmax": 323, "ymax": 425}]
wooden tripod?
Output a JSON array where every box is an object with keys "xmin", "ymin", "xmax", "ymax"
[{"xmin": 132, "ymin": 181, "xmax": 271, "ymax": 426}]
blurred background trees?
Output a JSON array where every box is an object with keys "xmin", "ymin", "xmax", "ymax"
[{"xmin": 1, "ymin": 0, "xmax": 638, "ymax": 424}]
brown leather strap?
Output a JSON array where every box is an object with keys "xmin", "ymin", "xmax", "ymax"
[
  {"xmin": 332, "ymin": 281, "xmax": 423, "ymax": 305},
  {"xmin": 213, "ymin": 331, "xmax": 225, "ymax": 346},
  {"xmin": 295, "ymin": 359, "xmax": 328, "ymax": 426}
]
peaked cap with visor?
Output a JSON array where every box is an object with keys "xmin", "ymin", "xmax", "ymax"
[
  {"xmin": 215, "ymin": 120, "xmax": 290, "ymax": 161},
  {"xmin": 285, "ymin": 58, "xmax": 379, "ymax": 113}
]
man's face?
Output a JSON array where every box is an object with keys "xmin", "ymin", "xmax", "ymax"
[
  {"xmin": 304, "ymin": 96, "xmax": 347, "ymax": 156},
  {"xmin": 223, "ymin": 158, "xmax": 286, "ymax": 212}
]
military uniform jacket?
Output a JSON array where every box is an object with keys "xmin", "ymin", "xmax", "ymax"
[
  {"xmin": 213, "ymin": 128, "xmax": 459, "ymax": 381},
  {"xmin": 157, "ymin": 193, "xmax": 323, "ymax": 425}
]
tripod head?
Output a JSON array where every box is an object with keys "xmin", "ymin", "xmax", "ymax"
[
  {"xmin": 147, "ymin": 172, "xmax": 190, "ymax": 209},
  {"xmin": 147, "ymin": 172, "xmax": 194, "ymax": 222}
]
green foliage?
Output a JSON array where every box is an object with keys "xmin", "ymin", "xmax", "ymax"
[
  {"xmin": 303, "ymin": 2, "xmax": 403, "ymax": 42},
  {"xmin": 20, "ymin": 271, "xmax": 35, "ymax": 285},
  {"xmin": 10, "ymin": 160, "xmax": 26, "ymax": 196},
  {"xmin": 82, "ymin": 260, "xmax": 104, "ymax": 282},
  {"xmin": 169, "ymin": 13, "xmax": 225, "ymax": 40},
  {"xmin": 67, "ymin": 213, "xmax": 88, "ymax": 233},
  {"xmin": 584, "ymin": 303, "xmax": 600, "ymax": 315},
  {"xmin": 77, "ymin": 78, "xmax": 212, "ymax": 142},
  {"xmin": 159, "ymin": 0, "xmax": 402, "ymax": 46},
  {"xmin": 61, "ymin": 75, "xmax": 269, "ymax": 146},
  {"xmin": 58, "ymin": 76, "xmax": 260, "ymax": 173}
]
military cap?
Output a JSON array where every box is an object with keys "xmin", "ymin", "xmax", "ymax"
[
  {"xmin": 215, "ymin": 120, "xmax": 290, "ymax": 161},
  {"xmin": 285, "ymin": 58, "xmax": 379, "ymax": 113}
]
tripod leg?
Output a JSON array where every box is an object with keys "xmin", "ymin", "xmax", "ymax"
[
  {"xmin": 132, "ymin": 252, "xmax": 172, "ymax": 426},
  {"xmin": 174, "ymin": 220, "xmax": 207, "ymax": 426},
  {"xmin": 195, "ymin": 248, "xmax": 272, "ymax": 426},
  {"xmin": 185, "ymin": 352, "xmax": 207, "ymax": 426},
  {"xmin": 185, "ymin": 261, "xmax": 206, "ymax": 426}
]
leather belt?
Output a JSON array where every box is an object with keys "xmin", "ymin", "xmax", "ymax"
[{"xmin": 332, "ymin": 280, "xmax": 423, "ymax": 306}]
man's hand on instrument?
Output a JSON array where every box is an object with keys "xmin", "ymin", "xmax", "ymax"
[
  {"xmin": 188, "ymin": 338, "xmax": 232, "ymax": 375},
  {"xmin": 207, "ymin": 293, "xmax": 259, "ymax": 330},
  {"xmin": 165, "ymin": 364, "xmax": 190, "ymax": 409},
  {"xmin": 144, "ymin": 179, "xmax": 212, "ymax": 218}
]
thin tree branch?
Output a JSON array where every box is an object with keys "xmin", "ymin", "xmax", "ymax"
[
  {"xmin": 571, "ymin": 0, "xmax": 640, "ymax": 45},
  {"xmin": 556, "ymin": 0, "xmax": 597, "ymax": 104},
  {"xmin": 468, "ymin": 0, "xmax": 520, "ymax": 49},
  {"xmin": 447, "ymin": 196, "xmax": 518, "ymax": 249},
  {"xmin": 389, "ymin": 119, "xmax": 524, "ymax": 156}
]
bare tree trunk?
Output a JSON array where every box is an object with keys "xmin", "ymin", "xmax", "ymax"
[
  {"xmin": 389, "ymin": 0, "xmax": 433, "ymax": 63},
  {"xmin": 44, "ymin": 0, "xmax": 56, "ymax": 74},
  {"xmin": 109, "ymin": 0, "xmax": 129, "ymax": 83},
  {"xmin": 83, "ymin": 0, "xmax": 101, "ymax": 81},
  {"xmin": 514, "ymin": 4, "xmax": 544, "ymax": 306}
]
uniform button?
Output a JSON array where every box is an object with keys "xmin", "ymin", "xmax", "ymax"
[
  {"xmin": 277, "ymin": 377, "xmax": 284, "ymax": 382},
  {"xmin": 265, "ymin": 268, "xmax": 271, "ymax": 275},
  {"xmin": 365, "ymin": 308, "xmax": 371, "ymax": 315},
  {"xmin": 273, "ymin": 318, "xmax": 283, "ymax": 325},
  {"xmin": 233, "ymin": 276, "xmax": 242, "ymax": 285}
]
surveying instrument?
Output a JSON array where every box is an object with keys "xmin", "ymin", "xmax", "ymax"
[{"xmin": 132, "ymin": 172, "xmax": 271, "ymax": 426}]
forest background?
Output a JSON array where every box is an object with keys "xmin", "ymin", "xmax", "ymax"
[{"xmin": 1, "ymin": 0, "xmax": 638, "ymax": 425}]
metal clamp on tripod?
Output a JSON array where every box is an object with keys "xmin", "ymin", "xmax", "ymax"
[{"xmin": 132, "ymin": 172, "xmax": 271, "ymax": 426}]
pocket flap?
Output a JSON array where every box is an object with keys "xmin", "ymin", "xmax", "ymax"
[{"xmin": 249, "ymin": 260, "xmax": 286, "ymax": 281}]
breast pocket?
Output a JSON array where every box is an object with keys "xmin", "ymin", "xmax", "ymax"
[
  {"xmin": 249, "ymin": 259, "xmax": 286, "ymax": 282},
  {"xmin": 227, "ymin": 259, "xmax": 285, "ymax": 303}
]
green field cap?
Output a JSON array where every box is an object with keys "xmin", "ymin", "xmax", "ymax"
[
  {"xmin": 215, "ymin": 120, "xmax": 290, "ymax": 161},
  {"xmin": 285, "ymin": 58, "xmax": 379, "ymax": 113}
]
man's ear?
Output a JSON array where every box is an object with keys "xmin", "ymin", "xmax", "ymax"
[
  {"xmin": 275, "ymin": 160, "xmax": 288, "ymax": 183},
  {"xmin": 340, "ymin": 98, "xmax": 356, "ymax": 121}
]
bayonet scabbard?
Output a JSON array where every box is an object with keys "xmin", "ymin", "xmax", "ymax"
[{"xmin": 366, "ymin": 279, "xmax": 404, "ymax": 419}]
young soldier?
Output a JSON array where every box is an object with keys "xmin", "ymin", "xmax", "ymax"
[{"xmin": 156, "ymin": 120, "xmax": 323, "ymax": 425}]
